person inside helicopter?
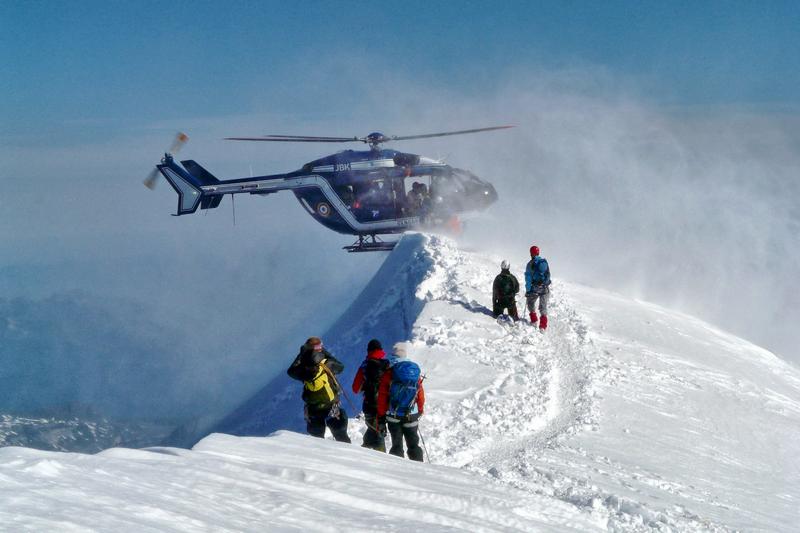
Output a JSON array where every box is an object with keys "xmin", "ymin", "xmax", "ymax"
[
  {"xmin": 352, "ymin": 179, "xmax": 396, "ymax": 221},
  {"xmin": 406, "ymin": 182, "xmax": 425, "ymax": 215}
]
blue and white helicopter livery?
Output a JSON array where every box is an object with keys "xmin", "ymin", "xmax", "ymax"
[{"xmin": 145, "ymin": 126, "xmax": 511, "ymax": 252}]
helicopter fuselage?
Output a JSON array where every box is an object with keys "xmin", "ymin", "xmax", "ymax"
[{"xmin": 157, "ymin": 148, "xmax": 498, "ymax": 239}]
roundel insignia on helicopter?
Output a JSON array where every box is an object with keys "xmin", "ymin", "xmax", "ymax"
[{"xmin": 316, "ymin": 202, "xmax": 331, "ymax": 217}]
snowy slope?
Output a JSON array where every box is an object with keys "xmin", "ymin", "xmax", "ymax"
[
  {"xmin": 2, "ymin": 233, "xmax": 799, "ymax": 532},
  {"xmin": 0, "ymin": 432, "xmax": 600, "ymax": 532},
  {"xmin": 395, "ymin": 236, "xmax": 800, "ymax": 531}
]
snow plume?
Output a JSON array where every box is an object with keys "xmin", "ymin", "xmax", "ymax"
[
  {"xmin": 499, "ymin": 98, "xmax": 800, "ymax": 365},
  {"xmin": 374, "ymin": 75, "xmax": 800, "ymax": 364}
]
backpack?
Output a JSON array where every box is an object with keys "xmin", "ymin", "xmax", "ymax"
[
  {"xmin": 532, "ymin": 257, "xmax": 551, "ymax": 286},
  {"xmin": 388, "ymin": 360, "xmax": 421, "ymax": 417},
  {"xmin": 303, "ymin": 364, "xmax": 337, "ymax": 406},
  {"xmin": 362, "ymin": 358, "xmax": 390, "ymax": 414},
  {"xmin": 497, "ymin": 273, "xmax": 516, "ymax": 297}
]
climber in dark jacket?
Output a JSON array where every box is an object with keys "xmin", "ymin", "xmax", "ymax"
[
  {"xmin": 351, "ymin": 338, "xmax": 390, "ymax": 451},
  {"xmin": 286, "ymin": 336, "xmax": 350, "ymax": 442},
  {"xmin": 493, "ymin": 260, "xmax": 520, "ymax": 321}
]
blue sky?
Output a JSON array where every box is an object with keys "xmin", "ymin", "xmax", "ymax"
[{"xmin": 3, "ymin": 1, "xmax": 799, "ymax": 147}]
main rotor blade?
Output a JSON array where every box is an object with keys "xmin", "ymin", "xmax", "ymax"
[
  {"xmin": 225, "ymin": 126, "xmax": 514, "ymax": 145},
  {"xmin": 225, "ymin": 135, "xmax": 360, "ymax": 143},
  {"xmin": 390, "ymin": 125, "xmax": 515, "ymax": 142}
]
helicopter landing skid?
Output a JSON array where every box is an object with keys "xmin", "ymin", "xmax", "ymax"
[{"xmin": 343, "ymin": 235, "xmax": 397, "ymax": 253}]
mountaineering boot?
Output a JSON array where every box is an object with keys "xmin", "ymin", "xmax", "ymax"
[
  {"xmin": 530, "ymin": 312, "xmax": 538, "ymax": 325},
  {"xmin": 539, "ymin": 315, "xmax": 548, "ymax": 331}
]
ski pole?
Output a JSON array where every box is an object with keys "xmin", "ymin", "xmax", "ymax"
[
  {"xmin": 405, "ymin": 374, "xmax": 430, "ymax": 463},
  {"xmin": 418, "ymin": 425, "xmax": 431, "ymax": 464}
]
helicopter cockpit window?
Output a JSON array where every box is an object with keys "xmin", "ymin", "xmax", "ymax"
[
  {"xmin": 455, "ymin": 169, "xmax": 484, "ymax": 185},
  {"xmin": 431, "ymin": 174, "xmax": 463, "ymax": 197}
]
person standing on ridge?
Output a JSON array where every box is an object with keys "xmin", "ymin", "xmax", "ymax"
[
  {"xmin": 492, "ymin": 260, "xmax": 520, "ymax": 321},
  {"xmin": 525, "ymin": 245, "xmax": 552, "ymax": 330},
  {"xmin": 351, "ymin": 338, "xmax": 390, "ymax": 452},
  {"xmin": 377, "ymin": 342, "xmax": 426, "ymax": 462},
  {"xmin": 286, "ymin": 336, "xmax": 351, "ymax": 442}
]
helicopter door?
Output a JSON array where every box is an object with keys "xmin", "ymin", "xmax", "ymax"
[{"xmin": 351, "ymin": 177, "xmax": 399, "ymax": 222}]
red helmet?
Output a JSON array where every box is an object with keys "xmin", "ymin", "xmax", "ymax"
[{"xmin": 530, "ymin": 245, "xmax": 540, "ymax": 257}]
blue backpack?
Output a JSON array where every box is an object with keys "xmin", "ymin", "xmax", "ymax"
[
  {"xmin": 388, "ymin": 360, "xmax": 421, "ymax": 417},
  {"xmin": 532, "ymin": 257, "xmax": 551, "ymax": 285}
]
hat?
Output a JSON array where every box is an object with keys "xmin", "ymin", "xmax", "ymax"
[
  {"xmin": 304, "ymin": 336, "xmax": 322, "ymax": 349},
  {"xmin": 530, "ymin": 245, "xmax": 540, "ymax": 257},
  {"xmin": 367, "ymin": 339, "xmax": 382, "ymax": 352},
  {"xmin": 392, "ymin": 342, "xmax": 408, "ymax": 359},
  {"xmin": 500, "ymin": 259, "xmax": 510, "ymax": 270}
]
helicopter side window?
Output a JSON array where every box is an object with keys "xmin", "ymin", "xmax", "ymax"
[
  {"xmin": 403, "ymin": 175, "xmax": 431, "ymax": 216},
  {"xmin": 336, "ymin": 185, "xmax": 355, "ymax": 207}
]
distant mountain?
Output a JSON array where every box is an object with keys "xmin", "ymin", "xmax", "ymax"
[
  {"xmin": 0, "ymin": 413, "xmax": 174, "ymax": 453},
  {"xmin": 0, "ymin": 293, "xmax": 201, "ymax": 422},
  {"xmin": 0, "ymin": 293, "xmax": 200, "ymax": 451}
]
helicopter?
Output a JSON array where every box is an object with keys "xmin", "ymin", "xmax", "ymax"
[{"xmin": 145, "ymin": 126, "xmax": 512, "ymax": 252}]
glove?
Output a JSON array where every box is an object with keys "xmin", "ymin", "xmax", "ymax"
[{"xmin": 328, "ymin": 402, "xmax": 341, "ymax": 419}]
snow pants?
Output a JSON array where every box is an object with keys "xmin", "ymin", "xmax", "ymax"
[
  {"xmin": 361, "ymin": 414, "xmax": 386, "ymax": 452},
  {"xmin": 306, "ymin": 403, "xmax": 351, "ymax": 443},
  {"xmin": 493, "ymin": 298, "xmax": 519, "ymax": 321},
  {"xmin": 387, "ymin": 414, "xmax": 423, "ymax": 462},
  {"xmin": 526, "ymin": 291, "xmax": 549, "ymax": 316}
]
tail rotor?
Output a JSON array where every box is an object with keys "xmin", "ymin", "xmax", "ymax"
[{"xmin": 143, "ymin": 132, "xmax": 189, "ymax": 189}]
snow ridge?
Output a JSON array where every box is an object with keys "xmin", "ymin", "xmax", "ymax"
[{"xmin": 410, "ymin": 236, "xmax": 596, "ymax": 456}]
